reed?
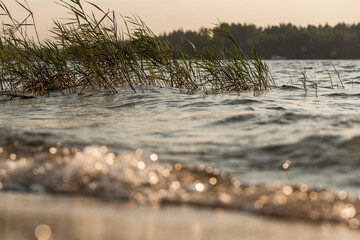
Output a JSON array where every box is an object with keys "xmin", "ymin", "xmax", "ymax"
[
  {"xmin": 194, "ymin": 26, "xmax": 274, "ymax": 93},
  {"xmin": 287, "ymin": 71, "xmax": 294, "ymax": 85},
  {"xmin": 326, "ymin": 69, "xmax": 334, "ymax": 89},
  {"xmin": 0, "ymin": 0, "xmax": 274, "ymax": 97},
  {"xmin": 331, "ymin": 63, "xmax": 344, "ymax": 89},
  {"xmin": 310, "ymin": 76, "xmax": 318, "ymax": 98},
  {"xmin": 299, "ymin": 71, "xmax": 319, "ymax": 97},
  {"xmin": 300, "ymin": 71, "xmax": 308, "ymax": 95}
]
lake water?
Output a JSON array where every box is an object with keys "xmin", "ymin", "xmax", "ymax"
[{"xmin": 1, "ymin": 60, "xmax": 360, "ymax": 229}]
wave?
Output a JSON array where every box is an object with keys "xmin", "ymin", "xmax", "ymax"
[{"xmin": 1, "ymin": 145, "xmax": 360, "ymax": 229}]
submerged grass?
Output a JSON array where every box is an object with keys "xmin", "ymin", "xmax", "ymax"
[
  {"xmin": 284, "ymin": 64, "xmax": 350, "ymax": 97},
  {"xmin": 0, "ymin": 0, "xmax": 273, "ymax": 97}
]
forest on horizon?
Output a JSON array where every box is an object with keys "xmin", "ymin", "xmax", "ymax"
[{"xmin": 159, "ymin": 23, "xmax": 360, "ymax": 59}]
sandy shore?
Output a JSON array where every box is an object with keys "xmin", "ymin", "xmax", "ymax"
[{"xmin": 0, "ymin": 192, "xmax": 359, "ymax": 240}]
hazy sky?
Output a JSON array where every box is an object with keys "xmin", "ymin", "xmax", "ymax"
[{"xmin": 3, "ymin": 0, "xmax": 360, "ymax": 39}]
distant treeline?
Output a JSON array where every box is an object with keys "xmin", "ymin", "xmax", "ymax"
[{"xmin": 159, "ymin": 23, "xmax": 360, "ymax": 59}]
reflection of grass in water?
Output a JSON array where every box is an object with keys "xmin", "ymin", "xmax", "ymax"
[{"xmin": 0, "ymin": 0, "xmax": 273, "ymax": 97}]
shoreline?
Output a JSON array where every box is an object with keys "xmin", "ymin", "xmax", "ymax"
[{"xmin": 1, "ymin": 192, "xmax": 359, "ymax": 240}]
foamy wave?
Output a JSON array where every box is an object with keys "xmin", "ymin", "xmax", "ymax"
[{"xmin": 1, "ymin": 145, "xmax": 360, "ymax": 229}]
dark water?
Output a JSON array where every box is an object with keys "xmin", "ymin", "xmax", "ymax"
[{"xmin": 1, "ymin": 60, "xmax": 360, "ymax": 228}]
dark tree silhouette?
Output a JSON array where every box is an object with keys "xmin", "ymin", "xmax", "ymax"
[{"xmin": 159, "ymin": 23, "xmax": 360, "ymax": 59}]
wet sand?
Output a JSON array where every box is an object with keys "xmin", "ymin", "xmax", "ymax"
[{"xmin": 0, "ymin": 192, "xmax": 360, "ymax": 240}]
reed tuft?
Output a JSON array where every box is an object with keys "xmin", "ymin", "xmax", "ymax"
[{"xmin": 0, "ymin": 0, "xmax": 274, "ymax": 97}]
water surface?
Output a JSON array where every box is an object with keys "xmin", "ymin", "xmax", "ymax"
[{"xmin": 1, "ymin": 60, "xmax": 360, "ymax": 228}]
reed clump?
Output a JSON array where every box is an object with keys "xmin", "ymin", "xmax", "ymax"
[{"xmin": 0, "ymin": 0, "xmax": 274, "ymax": 97}]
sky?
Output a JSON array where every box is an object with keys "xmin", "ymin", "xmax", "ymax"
[{"xmin": 3, "ymin": 0, "xmax": 360, "ymax": 39}]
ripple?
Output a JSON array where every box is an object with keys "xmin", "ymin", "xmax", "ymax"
[
  {"xmin": 181, "ymin": 101, "xmax": 215, "ymax": 108},
  {"xmin": 220, "ymin": 99, "xmax": 262, "ymax": 105},
  {"xmin": 212, "ymin": 114, "xmax": 256, "ymax": 125},
  {"xmin": 279, "ymin": 85, "xmax": 302, "ymax": 90},
  {"xmin": 107, "ymin": 102, "xmax": 137, "ymax": 109},
  {"xmin": 323, "ymin": 93, "xmax": 360, "ymax": 98},
  {"xmin": 258, "ymin": 112, "xmax": 316, "ymax": 125}
]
